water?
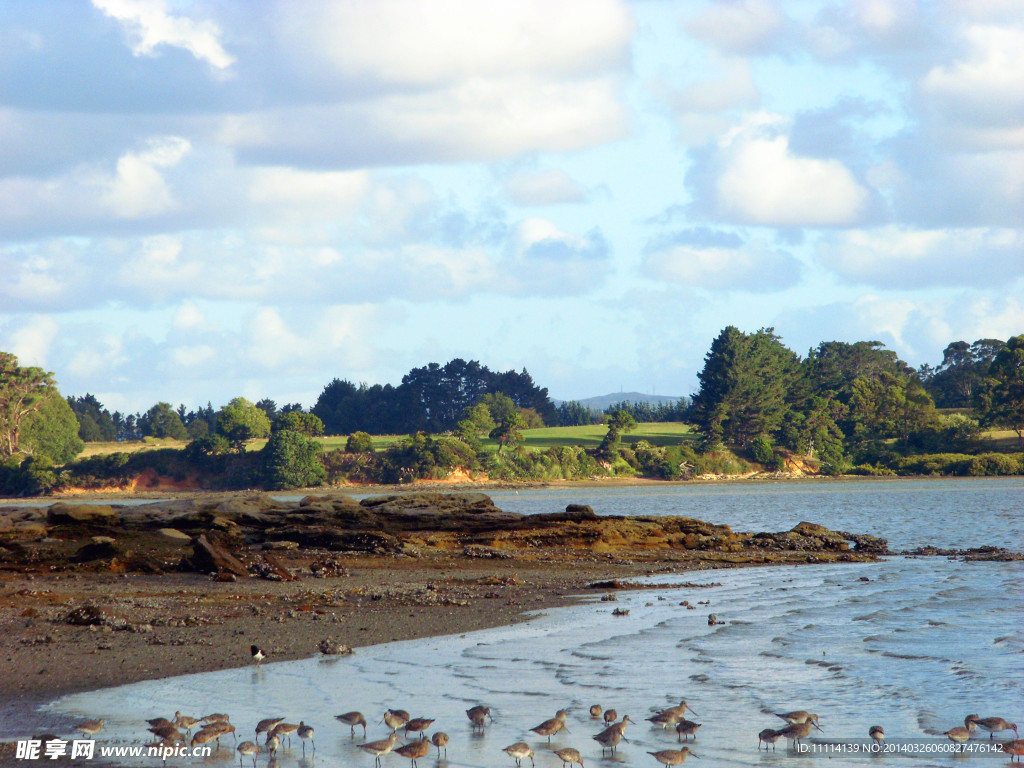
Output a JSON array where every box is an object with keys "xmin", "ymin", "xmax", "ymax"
[{"xmin": 42, "ymin": 479, "xmax": 1024, "ymax": 767}]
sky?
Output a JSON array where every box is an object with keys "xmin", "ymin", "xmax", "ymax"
[{"xmin": 1, "ymin": 0, "xmax": 1022, "ymax": 414}]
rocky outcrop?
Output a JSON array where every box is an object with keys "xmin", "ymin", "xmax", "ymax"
[{"xmin": 0, "ymin": 491, "xmax": 906, "ymax": 574}]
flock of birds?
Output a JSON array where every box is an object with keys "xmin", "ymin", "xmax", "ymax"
[{"xmin": 71, "ymin": 701, "xmax": 1023, "ymax": 767}]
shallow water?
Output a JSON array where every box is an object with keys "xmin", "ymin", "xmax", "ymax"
[
  {"xmin": 49, "ymin": 555, "xmax": 1022, "ymax": 768},
  {"xmin": 42, "ymin": 478, "xmax": 1024, "ymax": 767}
]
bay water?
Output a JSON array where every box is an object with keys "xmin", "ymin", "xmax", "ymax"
[{"xmin": 49, "ymin": 478, "xmax": 1023, "ymax": 767}]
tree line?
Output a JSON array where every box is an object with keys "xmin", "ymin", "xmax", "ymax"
[{"xmin": 688, "ymin": 328, "xmax": 1024, "ymax": 472}]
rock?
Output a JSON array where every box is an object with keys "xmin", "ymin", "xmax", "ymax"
[
  {"xmin": 157, "ymin": 528, "xmax": 191, "ymax": 541},
  {"xmin": 190, "ymin": 534, "xmax": 248, "ymax": 576},
  {"xmin": 73, "ymin": 540, "xmax": 123, "ymax": 562},
  {"xmin": 318, "ymin": 639, "xmax": 354, "ymax": 655},
  {"xmin": 46, "ymin": 504, "xmax": 119, "ymax": 526},
  {"xmin": 65, "ymin": 604, "xmax": 106, "ymax": 626},
  {"xmin": 90, "ymin": 536, "xmax": 116, "ymax": 544},
  {"xmin": 263, "ymin": 540, "xmax": 299, "ymax": 550}
]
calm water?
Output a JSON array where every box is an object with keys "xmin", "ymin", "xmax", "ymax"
[{"xmin": 43, "ymin": 479, "xmax": 1024, "ymax": 767}]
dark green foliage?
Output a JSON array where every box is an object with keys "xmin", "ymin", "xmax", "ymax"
[
  {"xmin": 976, "ymin": 334, "xmax": 1024, "ymax": 447},
  {"xmin": 556, "ymin": 400, "xmax": 600, "ymax": 426},
  {"xmin": 260, "ymin": 430, "xmax": 326, "ymax": 490},
  {"xmin": 138, "ymin": 402, "xmax": 188, "ymax": 440},
  {"xmin": 603, "ymin": 398, "xmax": 690, "ymax": 423},
  {"xmin": 486, "ymin": 445, "xmax": 602, "ymax": 481},
  {"xmin": 345, "ymin": 431, "xmax": 375, "ymax": 453},
  {"xmin": 272, "ymin": 411, "xmax": 325, "ymax": 436},
  {"xmin": 312, "ymin": 359, "xmax": 555, "ymax": 435},
  {"xmin": 750, "ymin": 434, "xmax": 774, "ymax": 464},
  {"xmin": 216, "ymin": 397, "xmax": 271, "ymax": 451},
  {"xmin": 598, "ymin": 409, "xmax": 637, "ymax": 456},
  {"xmin": 0, "ymin": 352, "xmax": 57, "ymax": 459},
  {"xmin": 489, "ymin": 411, "xmax": 526, "ymax": 453},
  {"xmin": 20, "ymin": 390, "xmax": 84, "ymax": 463},
  {"xmin": 68, "ymin": 394, "xmax": 117, "ymax": 441},
  {"xmin": 691, "ymin": 327, "xmax": 802, "ymax": 448},
  {"xmin": 920, "ymin": 338, "xmax": 1005, "ymax": 408}
]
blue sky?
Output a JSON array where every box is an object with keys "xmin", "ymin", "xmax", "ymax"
[{"xmin": 1, "ymin": 0, "xmax": 1022, "ymax": 413}]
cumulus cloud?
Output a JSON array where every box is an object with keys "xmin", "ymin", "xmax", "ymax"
[
  {"xmin": 687, "ymin": 114, "xmax": 874, "ymax": 227},
  {"xmin": 92, "ymin": 0, "xmax": 235, "ymax": 69},
  {"xmin": 102, "ymin": 136, "xmax": 190, "ymax": 218},
  {"xmin": 642, "ymin": 228, "xmax": 802, "ymax": 291},
  {"xmin": 816, "ymin": 226, "xmax": 1024, "ymax": 288},
  {"xmin": 775, "ymin": 293, "xmax": 1024, "ymax": 366},
  {"xmin": 1, "ymin": 315, "xmax": 60, "ymax": 367}
]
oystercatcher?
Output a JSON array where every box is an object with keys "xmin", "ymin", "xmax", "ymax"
[{"xmin": 250, "ymin": 645, "xmax": 266, "ymax": 665}]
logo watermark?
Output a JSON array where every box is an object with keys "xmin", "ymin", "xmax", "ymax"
[
  {"xmin": 16, "ymin": 740, "xmax": 212, "ymax": 761},
  {"xmin": 796, "ymin": 738, "xmax": 1011, "ymax": 757}
]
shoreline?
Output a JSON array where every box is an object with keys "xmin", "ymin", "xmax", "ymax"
[
  {"xmin": 0, "ymin": 551, "xmax": 764, "ymax": 742},
  {"xmin": 1, "ymin": 470, "xmax": 1003, "ymax": 507}
]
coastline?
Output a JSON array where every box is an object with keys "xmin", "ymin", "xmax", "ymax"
[{"xmin": 0, "ymin": 550, "xmax": 749, "ymax": 740}]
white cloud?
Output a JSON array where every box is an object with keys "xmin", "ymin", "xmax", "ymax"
[
  {"xmin": 641, "ymin": 229, "xmax": 801, "ymax": 292},
  {"xmin": 816, "ymin": 226, "xmax": 1024, "ymax": 288},
  {"xmin": 283, "ymin": 0, "xmax": 632, "ymax": 86},
  {"xmin": 171, "ymin": 301, "xmax": 207, "ymax": 331},
  {"xmin": 2, "ymin": 316, "xmax": 59, "ymax": 367},
  {"xmin": 504, "ymin": 170, "xmax": 587, "ymax": 206},
  {"xmin": 710, "ymin": 115, "xmax": 872, "ymax": 226},
  {"xmin": 921, "ymin": 24, "xmax": 1024, "ymax": 143},
  {"xmin": 686, "ymin": 0, "xmax": 787, "ymax": 55},
  {"xmin": 102, "ymin": 136, "xmax": 190, "ymax": 218},
  {"xmin": 92, "ymin": 0, "xmax": 235, "ymax": 69}
]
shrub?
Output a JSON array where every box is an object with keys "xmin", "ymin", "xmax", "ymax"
[
  {"xmin": 750, "ymin": 434, "xmax": 775, "ymax": 464},
  {"xmin": 260, "ymin": 430, "xmax": 326, "ymax": 490},
  {"xmin": 345, "ymin": 431, "xmax": 375, "ymax": 453}
]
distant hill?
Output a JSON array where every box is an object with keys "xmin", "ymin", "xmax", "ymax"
[{"xmin": 553, "ymin": 392, "xmax": 685, "ymax": 411}]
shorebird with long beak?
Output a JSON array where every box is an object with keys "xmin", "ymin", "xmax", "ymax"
[
  {"xmin": 552, "ymin": 747, "xmax": 584, "ymax": 768},
  {"xmin": 236, "ymin": 741, "xmax": 259, "ymax": 768},
  {"xmin": 503, "ymin": 742, "xmax": 534, "ymax": 767},
  {"xmin": 250, "ymin": 645, "xmax": 266, "ymax": 666},
  {"xmin": 593, "ymin": 717, "xmax": 632, "ymax": 755},
  {"xmin": 775, "ymin": 711, "xmax": 822, "ymax": 730},
  {"xmin": 382, "ymin": 710, "xmax": 409, "ymax": 732},
  {"xmin": 297, "ymin": 722, "xmax": 314, "ymax": 755},
  {"xmin": 531, "ymin": 716, "xmax": 568, "ymax": 742},
  {"xmin": 869, "ymin": 726, "xmax": 884, "ymax": 749},
  {"xmin": 945, "ymin": 716, "xmax": 979, "ymax": 749},
  {"xmin": 431, "ymin": 732, "xmax": 448, "ymax": 758},
  {"xmin": 758, "ymin": 728, "xmax": 782, "ymax": 751},
  {"xmin": 778, "ymin": 720, "xmax": 822, "ymax": 746},
  {"xmin": 974, "ymin": 717, "xmax": 1017, "ymax": 740},
  {"xmin": 404, "ymin": 718, "xmax": 434, "ymax": 740},
  {"xmin": 255, "ymin": 717, "xmax": 284, "ymax": 743},
  {"xmin": 76, "ymin": 719, "xmax": 105, "ymax": 737},
  {"xmin": 466, "ymin": 705, "xmax": 493, "ymax": 731},
  {"xmin": 590, "ymin": 705, "xmax": 603, "ymax": 719},
  {"xmin": 335, "ymin": 711, "xmax": 368, "ymax": 737},
  {"xmin": 999, "ymin": 740, "xmax": 1024, "ymax": 763},
  {"xmin": 359, "ymin": 731, "xmax": 399, "ymax": 768},
  {"xmin": 676, "ymin": 720, "xmax": 701, "ymax": 743},
  {"xmin": 394, "ymin": 737, "xmax": 431, "ymax": 768},
  {"xmin": 648, "ymin": 747, "xmax": 698, "ymax": 767}
]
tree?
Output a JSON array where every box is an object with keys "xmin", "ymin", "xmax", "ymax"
[
  {"xmin": 138, "ymin": 402, "xmax": 189, "ymax": 440},
  {"xmin": 20, "ymin": 390, "xmax": 85, "ymax": 463},
  {"xmin": 922, "ymin": 338, "xmax": 1006, "ymax": 408},
  {"xmin": 455, "ymin": 402, "xmax": 496, "ymax": 449},
  {"xmin": 977, "ymin": 334, "xmax": 1024, "ymax": 447},
  {"xmin": 847, "ymin": 371, "xmax": 935, "ymax": 446},
  {"xmin": 690, "ymin": 327, "xmax": 801, "ymax": 448},
  {"xmin": 260, "ymin": 430, "xmax": 326, "ymax": 489},
  {"xmin": 345, "ymin": 431, "xmax": 375, "ymax": 453},
  {"xmin": 67, "ymin": 394, "xmax": 117, "ymax": 442},
  {"xmin": 490, "ymin": 411, "xmax": 526, "ymax": 453},
  {"xmin": 272, "ymin": 411, "xmax": 324, "ymax": 436},
  {"xmin": 216, "ymin": 397, "xmax": 272, "ymax": 451},
  {"xmin": 0, "ymin": 352, "xmax": 57, "ymax": 459},
  {"xmin": 599, "ymin": 409, "xmax": 637, "ymax": 456}
]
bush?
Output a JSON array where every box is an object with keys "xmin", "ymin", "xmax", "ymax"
[
  {"xmin": 260, "ymin": 431, "xmax": 326, "ymax": 490},
  {"xmin": 750, "ymin": 434, "xmax": 774, "ymax": 464},
  {"xmin": 345, "ymin": 431, "xmax": 375, "ymax": 453}
]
